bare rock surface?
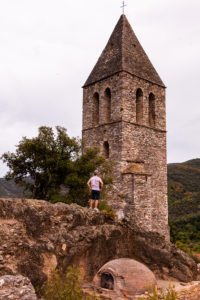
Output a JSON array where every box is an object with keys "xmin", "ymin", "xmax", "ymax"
[
  {"xmin": 0, "ymin": 197, "xmax": 197, "ymax": 293},
  {"xmin": 0, "ymin": 275, "xmax": 37, "ymax": 299}
]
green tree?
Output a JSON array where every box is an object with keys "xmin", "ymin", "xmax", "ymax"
[
  {"xmin": 1, "ymin": 126, "xmax": 80, "ymax": 200},
  {"xmin": 64, "ymin": 147, "xmax": 113, "ymax": 206},
  {"xmin": 1, "ymin": 126, "xmax": 113, "ymax": 204}
]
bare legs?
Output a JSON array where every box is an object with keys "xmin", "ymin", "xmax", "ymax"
[
  {"xmin": 95, "ymin": 200, "xmax": 98, "ymax": 209},
  {"xmin": 89, "ymin": 199, "xmax": 93, "ymax": 208},
  {"xmin": 89, "ymin": 199, "xmax": 99, "ymax": 209}
]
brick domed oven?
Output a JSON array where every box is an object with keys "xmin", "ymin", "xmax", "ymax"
[{"xmin": 93, "ymin": 258, "xmax": 156, "ymax": 297}]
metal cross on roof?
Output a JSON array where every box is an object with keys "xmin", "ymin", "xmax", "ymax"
[{"xmin": 121, "ymin": 1, "xmax": 127, "ymax": 14}]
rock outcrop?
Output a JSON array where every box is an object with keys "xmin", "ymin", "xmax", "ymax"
[
  {"xmin": 0, "ymin": 198, "xmax": 197, "ymax": 294},
  {"xmin": 0, "ymin": 275, "xmax": 37, "ymax": 300}
]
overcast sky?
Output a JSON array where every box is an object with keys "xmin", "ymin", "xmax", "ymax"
[{"xmin": 0, "ymin": 0, "xmax": 200, "ymax": 176}]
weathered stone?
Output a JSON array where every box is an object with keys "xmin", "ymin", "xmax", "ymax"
[
  {"xmin": 0, "ymin": 275, "xmax": 37, "ymax": 300},
  {"xmin": 0, "ymin": 198, "xmax": 197, "ymax": 292}
]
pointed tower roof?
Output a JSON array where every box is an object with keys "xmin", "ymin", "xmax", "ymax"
[{"xmin": 83, "ymin": 15, "xmax": 164, "ymax": 87}]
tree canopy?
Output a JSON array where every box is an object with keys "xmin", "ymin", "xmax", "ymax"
[{"xmin": 1, "ymin": 126, "xmax": 112, "ymax": 204}]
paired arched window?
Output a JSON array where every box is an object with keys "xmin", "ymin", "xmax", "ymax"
[
  {"xmin": 136, "ymin": 89, "xmax": 143, "ymax": 124},
  {"xmin": 149, "ymin": 93, "xmax": 155, "ymax": 127},
  {"xmin": 92, "ymin": 92, "xmax": 99, "ymax": 125},
  {"xmin": 103, "ymin": 141, "xmax": 109, "ymax": 158},
  {"xmin": 104, "ymin": 88, "xmax": 111, "ymax": 123}
]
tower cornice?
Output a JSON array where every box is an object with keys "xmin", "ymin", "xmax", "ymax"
[{"xmin": 83, "ymin": 70, "xmax": 166, "ymax": 89}]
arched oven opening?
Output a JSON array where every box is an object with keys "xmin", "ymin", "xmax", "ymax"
[{"xmin": 100, "ymin": 272, "xmax": 114, "ymax": 290}]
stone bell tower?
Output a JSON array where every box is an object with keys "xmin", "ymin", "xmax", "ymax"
[{"xmin": 82, "ymin": 15, "xmax": 168, "ymax": 237}]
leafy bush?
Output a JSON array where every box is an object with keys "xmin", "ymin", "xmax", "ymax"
[
  {"xmin": 64, "ymin": 147, "xmax": 113, "ymax": 206},
  {"xmin": 43, "ymin": 265, "xmax": 98, "ymax": 300},
  {"xmin": 99, "ymin": 200, "xmax": 116, "ymax": 221},
  {"xmin": 140, "ymin": 284, "xmax": 177, "ymax": 300}
]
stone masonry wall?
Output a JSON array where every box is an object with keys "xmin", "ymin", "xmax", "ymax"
[
  {"xmin": 121, "ymin": 122, "xmax": 168, "ymax": 236},
  {"xmin": 82, "ymin": 73, "xmax": 126, "ymax": 211},
  {"xmin": 120, "ymin": 73, "xmax": 168, "ymax": 236},
  {"xmin": 82, "ymin": 73, "xmax": 123, "ymax": 130},
  {"xmin": 121, "ymin": 72, "xmax": 166, "ymax": 130},
  {"xmin": 82, "ymin": 71, "xmax": 168, "ymax": 238}
]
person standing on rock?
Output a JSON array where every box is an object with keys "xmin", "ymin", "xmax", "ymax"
[{"xmin": 87, "ymin": 170, "xmax": 103, "ymax": 211}]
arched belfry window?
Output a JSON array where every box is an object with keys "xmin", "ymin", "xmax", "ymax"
[
  {"xmin": 92, "ymin": 92, "xmax": 99, "ymax": 126},
  {"xmin": 149, "ymin": 93, "xmax": 155, "ymax": 127},
  {"xmin": 103, "ymin": 141, "xmax": 109, "ymax": 159},
  {"xmin": 104, "ymin": 88, "xmax": 111, "ymax": 123},
  {"xmin": 136, "ymin": 89, "xmax": 143, "ymax": 124}
]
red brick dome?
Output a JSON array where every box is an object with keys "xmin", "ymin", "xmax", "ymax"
[{"xmin": 93, "ymin": 258, "xmax": 156, "ymax": 296}]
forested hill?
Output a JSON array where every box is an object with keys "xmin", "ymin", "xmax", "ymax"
[
  {"xmin": 168, "ymin": 158, "xmax": 200, "ymax": 252},
  {"xmin": 168, "ymin": 158, "xmax": 200, "ymax": 219},
  {"xmin": 0, "ymin": 178, "xmax": 23, "ymax": 198}
]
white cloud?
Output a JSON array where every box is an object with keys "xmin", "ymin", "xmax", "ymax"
[{"xmin": 0, "ymin": 0, "xmax": 200, "ymax": 176}]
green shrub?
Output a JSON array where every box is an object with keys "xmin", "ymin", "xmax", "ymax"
[
  {"xmin": 164, "ymin": 285, "xmax": 177, "ymax": 300},
  {"xmin": 99, "ymin": 200, "xmax": 116, "ymax": 221},
  {"xmin": 98, "ymin": 200, "xmax": 112, "ymax": 211},
  {"xmin": 50, "ymin": 194, "xmax": 72, "ymax": 205},
  {"xmin": 43, "ymin": 265, "xmax": 98, "ymax": 300},
  {"xmin": 140, "ymin": 284, "xmax": 177, "ymax": 300},
  {"xmin": 190, "ymin": 253, "xmax": 200, "ymax": 264}
]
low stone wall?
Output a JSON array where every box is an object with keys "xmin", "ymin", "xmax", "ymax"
[
  {"xmin": 134, "ymin": 281, "xmax": 200, "ymax": 300},
  {"xmin": 176, "ymin": 282, "xmax": 200, "ymax": 300},
  {"xmin": 84, "ymin": 281, "xmax": 200, "ymax": 300}
]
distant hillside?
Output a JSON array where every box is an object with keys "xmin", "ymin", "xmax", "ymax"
[
  {"xmin": 168, "ymin": 158, "xmax": 200, "ymax": 252},
  {"xmin": 168, "ymin": 158, "xmax": 200, "ymax": 219},
  {"xmin": 0, "ymin": 178, "xmax": 23, "ymax": 198}
]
